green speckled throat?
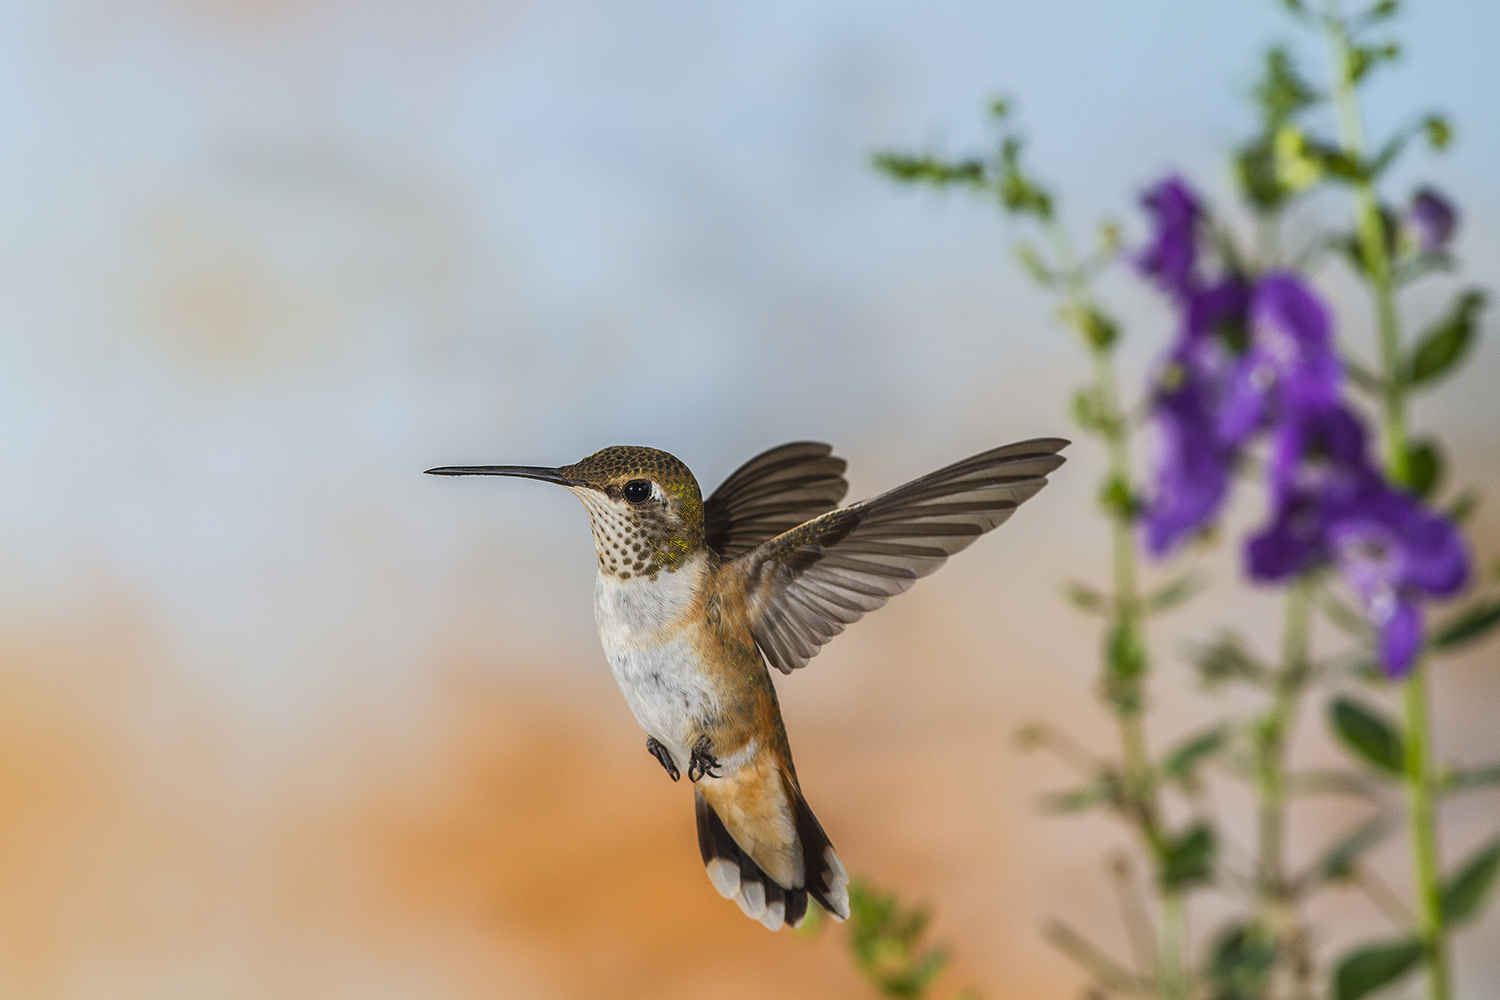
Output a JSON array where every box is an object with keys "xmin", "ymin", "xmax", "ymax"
[{"xmin": 560, "ymin": 446, "xmax": 705, "ymax": 579}]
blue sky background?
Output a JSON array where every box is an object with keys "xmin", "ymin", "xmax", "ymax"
[{"xmin": 3, "ymin": 0, "xmax": 1495, "ymax": 712}]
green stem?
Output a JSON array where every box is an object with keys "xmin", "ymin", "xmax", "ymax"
[
  {"xmin": 1043, "ymin": 217, "xmax": 1179, "ymax": 994},
  {"xmin": 1404, "ymin": 665, "xmax": 1450, "ymax": 1000},
  {"xmin": 1323, "ymin": 5, "xmax": 1408, "ymax": 481},
  {"xmin": 1322, "ymin": 7, "xmax": 1448, "ymax": 1000},
  {"xmin": 1259, "ymin": 580, "xmax": 1312, "ymax": 888},
  {"xmin": 1044, "ymin": 219, "xmax": 1140, "ymax": 615},
  {"xmin": 1258, "ymin": 576, "xmax": 1316, "ymax": 999},
  {"xmin": 1048, "ymin": 220, "xmax": 1149, "ymax": 787},
  {"xmin": 1158, "ymin": 892, "xmax": 1188, "ymax": 1000}
]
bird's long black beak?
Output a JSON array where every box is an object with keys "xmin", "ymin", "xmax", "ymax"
[{"xmin": 424, "ymin": 465, "xmax": 588, "ymax": 488}]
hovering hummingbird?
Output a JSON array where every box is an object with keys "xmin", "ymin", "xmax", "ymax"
[{"xmin": 426, "ymin": 438, "xmax": 1066, "ymax": 930}]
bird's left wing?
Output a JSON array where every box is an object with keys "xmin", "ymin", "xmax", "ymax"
[
  {"xmin": 702, "ymin": 442, "xmax": 849, "ymax": 560},
  {"xmin": 736, "ymin": 438, "xmax": 1067, "ymax": 674}
]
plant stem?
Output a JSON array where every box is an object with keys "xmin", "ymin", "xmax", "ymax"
[
  {"xmin": 1047, "ymin": 219, "xmax": 1150, "ymax": 792},
  {"xmin": 1322, "ymin": 5, "xmax": 1408, "ymax": 482},
  {"xmin": 1158, "ymin": 892, "xmax": 1188, "ymax": 1000},
  {"xmin": 1404, "ymin": 666, "xmax": 1450, "ymax": 1000},
  {"xmin": 1258, "ymin": 575, "xmax": 1316, "ymax": 999},
  {"xmin": 1044, "ymin": 217, "xmax": 1182, "ymax": 996},
  {"xmin": 1321, "ymin": 7, "xmax": 1449, "ymax": 1000}
]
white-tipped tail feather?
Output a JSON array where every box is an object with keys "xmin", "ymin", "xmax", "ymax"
[{"xmin": 695, "ymin": 785, "xmax": 849, "ymax": 930}]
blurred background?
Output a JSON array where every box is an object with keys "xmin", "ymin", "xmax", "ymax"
[{"xmin": 1, "ymin": 0, "xmax": 1497, "ymax": 997}]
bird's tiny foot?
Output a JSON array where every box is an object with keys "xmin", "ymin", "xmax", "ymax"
[
  {"xmin": 646, "ymin": 736, "xmax": 679, "ymax": 781},
  {"xmin": 688, "ymin": 735, "xmax": 721, "ymax": 782}
]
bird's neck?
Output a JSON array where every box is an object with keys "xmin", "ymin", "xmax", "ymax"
[{"xmin": 593, "ymin": 547, "xmax": 714, "ymax": 644}]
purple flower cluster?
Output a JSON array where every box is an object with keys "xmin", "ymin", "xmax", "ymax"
[{"xmin": 1136, "ymin": 176, "xmax": 1468, "ymax": 676}]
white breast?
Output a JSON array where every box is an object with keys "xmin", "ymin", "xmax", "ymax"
[{"xmin": 594, "ymin": 550, "xmax": 715, "ymax": 770}]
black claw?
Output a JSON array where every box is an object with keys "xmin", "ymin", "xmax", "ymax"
[
  {"xmin": 646, "ymin": 736, "xmax": 680, "ymax": 781},
  {"xmin": 688, "ymin": 735, "xmax": 722, "ymax": 782}
]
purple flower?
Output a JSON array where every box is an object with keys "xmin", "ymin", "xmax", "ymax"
[
  {"xmin": 1143, "ymin": 362, "xmax": 1232, "ymax": 555},
  {"xmin": 1216, "ymin": 273, "xmax": 1340, "ymax": 442},
  {"xmin": 1137, "ymin": 176, "xmax": 1203, "ymax": 300},
  {"xmin": 1140, "ymin": 278, "xmax": 1249, "ymax": 553},
  {"xmin": 1247, "ymin": 406, "xmax": 1374, "ymax": 580},
  {"xmin": 1246, "ymin": 405, "xmax": 1469, "ymax": 676},
  {"xmin": 1141, "ymin": 269, "xmax": 1343, "ymax": 555},
  {"xmin": 1409, "ymin": 187, "xmax": 1457, "ymax": 253}
]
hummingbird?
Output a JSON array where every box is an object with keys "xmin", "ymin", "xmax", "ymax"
[{"xmin": 426, "ymin": 437, "xmax": 1066, "ymax": 930}]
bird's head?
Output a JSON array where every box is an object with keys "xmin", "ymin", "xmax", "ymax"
[{"xmin": 427, "ymin": 445, "xmax": 705, "ymax": 578}]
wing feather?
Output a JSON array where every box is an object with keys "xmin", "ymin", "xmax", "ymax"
[
  {"xmin": 702, "ymin": 442, "xmax": 849, "ymax": 559},
  {"xmin": 738, "ymin": 438, "xmax": 1068, "ymax": 673}
]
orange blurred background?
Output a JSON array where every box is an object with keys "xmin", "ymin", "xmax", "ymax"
[{"xmin": 2, "ymin": 1, "xmax": 1497, "ymax": 997}]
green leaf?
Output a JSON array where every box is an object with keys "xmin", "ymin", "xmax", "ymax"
[
  {"xmin": 1274, "ymin": 125, "xmax": 1325, "ymax": 189},
  {"xmin": 1366, "ymin": 0, "xmax": 1399, "ymax": 22},
  {"xmin": 1146, "ymin": 573, "xmax": 1204, "ymax": 615},
  {"xmin": 1040, "ymin": 784, "xmax": 1108, "ymax": 814},
  {"xmin": 1104, "ymin": 621, "xmax": 1148, "ymax": 712},
  {"xmin": 1205, "ymin": 922, "xmax": 1277, "ymax": 999},
  {"xmin": 1313, "ymin": 141, "xmax": 1364, "ymax": 181},
  {"xmin": 1069, "ymin": 387, "xmax": 1112, "ymax": 435},
  {"xmin": 1306, "ymin": 817, "xmax": 1389, "ymax": 885},
  {"xmin": 996, "ymin": 137, "xmax": 1052, "ymax": 220},
  {"xmin": 1444, "ymin": 762, "xmax": 1500, "ymax": 793},
  {"xmin": 1044, "ymin": 920, "xmax": 1143, "ymax": 994},
  {"xmin": 1097, "ymin": 474, "xmax": 1137, "ymax": 521},
  {"xmin": 1407, "ymin": 290, "xmax": 1485, "ymax": 389},
  {"xmin": 1441, "ymin": 836, "xmax": 1500, "ymax": 925},
  {"xmin": 1061, "ymin": 303, "xmax": 1118, "ymax": 351},
  {"xmin": 1431, "ymin": 597, "xmax": 1500, "ymax": 651},
  {"xmin": 1348, "ymin": 42, "xmax": 1400, "ymax": 84},
  {"xmin": 1321, "ymin": 592, "xmax": 1374, "ymax": 639},
  {"xmin": 1096, "ymin": 221, "xmax": 1122, "ymax": 259},
  {"xmin": 1422, "ymin": 114, "xmax": 1452, "ymax": 151},
  {"xmin": 1333, "ymin": 939, "xmax": 1423, "ymax": 1000},
  {"xmin": 1256, "ymin": 47, "xmax": 1318, "ymax": 125},
  {"xmin": 1012, "ymin": 241, "xmax": 1054, "ymax": 286},
  {"xmin": 1287, "ymin": 767, "xmax": 1385, "ymax": 801},
  {"xmin": 846, "ymin": 880, "xmax": 951, "ymax": 998},
  {"xmin": 1162, "ymin": 725, "xmax": 1228, "ymax": 789},
  {"xmin": 1403, "ymin": 439, "xmax": 1443, "ymax": 499},
  {"xmin": 1364, "ymin": 131, "xmax": 1409, "ymax": 182},
  {"xmin": 1235, "ymin": 137, "xmax": 1292, "ymax": 212},
  {"xmin": 1445, "ymin": 489, "xmax": 1480, "ymax": 525},
  {"xmin": 872, "ymin": 153, "xmax": 987, "ymax": 189},
  {"xmin": 1394, "ymin": 248, "xmax": 1457, "ymax": 286},
  {"xmin": 1064, "ymin": 580, "xmax": 1109, "ymax": 615},
  {"xmin": 988, "ymin": 97, "xmax": 1010, "ymax": 120},
  {"xmin": 1157, "ymin": 822, "xmax": 1216, "ymax": 890},
  {"xmin": 1330, "ymin": 697, "xmax": 1405, "ymax": 776},
  {"xmin": 1193, "ymin": 633, "xmax": 1269, "ymax": 688},
  {"xmin": 1341, "ymin": 352, "xmax": 1386, "ymax": 395},
  {"xmin": 1079, "ymin": 308, "xmax": 1117, "ymax": 350}
]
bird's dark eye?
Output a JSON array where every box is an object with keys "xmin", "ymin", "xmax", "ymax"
[{"xmin": 622, "ymin": 479, "xmax": 653, "ymax": 504}]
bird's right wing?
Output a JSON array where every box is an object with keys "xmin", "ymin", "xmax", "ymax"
[{"xmin": 735, "ymin": 439, "xmax": 1067, "ymax": 674}]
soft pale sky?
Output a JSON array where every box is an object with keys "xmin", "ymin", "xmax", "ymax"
[{"xmin": 2, "ymin": 0, "xmax": 1495, "ymax": 712}]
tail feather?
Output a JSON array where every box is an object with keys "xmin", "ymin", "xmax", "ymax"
[
  {"xmin": 694, "ymin": 784, "xmax": 846, "ymax": 930},
  {"xmin": 695, "ymin": 789, "xmax": 802, "ymax": 930},
  {"xmin": 789, "ymin": 781, "xmax": 849, "ymax": 921}
]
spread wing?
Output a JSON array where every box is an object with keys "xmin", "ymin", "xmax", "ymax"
[
  {"xmin": 702, "ymin": 442, "xmax": 850, "ymax": 560},
  {"xmin": 737, "ymin": 438, "xmax": 1068, "ymax": 674}
]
